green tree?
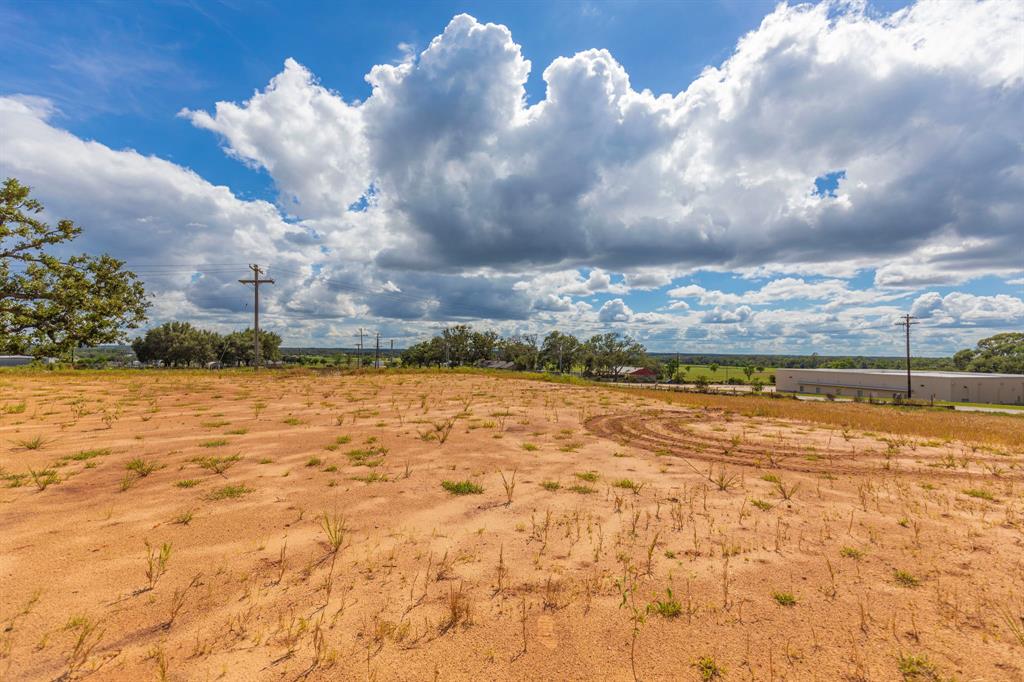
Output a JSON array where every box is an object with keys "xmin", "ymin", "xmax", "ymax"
[
  {"xmin": 1, "ymin": 178, "xmax": 148, "ymax": 358},
  {"xmin": 953, "ymin": 333, "xmax": 1024, "ymax": 374},
  {"xmin": 742, "ymin": 365, "xmax": 755, "ymax": 381},
  {"xmin": 442, "ymin": 325, "xmax": 473, "ymax": 365},
  {"xmin": 220, "ymin": 329, "xmax": 282, "ymax": 366},
  {"xmin": 540, "ymin": 331, "xmax": 581, "ymax": 372},
  {"xmin": 583, "ymin": 333, "xmax": 646, "ymax": 376},
  {"xmin": 470, "ymin": 329, "xmax": 499, "ymax": 363},
  {"xmin": 498, "ymin": 334, "xmax": 539, "ymax": 370},
  {"xmin": 132, "ymin": 322, "xmax": 219, "ymax": 367}
]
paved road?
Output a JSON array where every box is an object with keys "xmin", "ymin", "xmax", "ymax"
[{"xmin": 952, "ymin": 405, "xmax": 1024, "ymax": 415}]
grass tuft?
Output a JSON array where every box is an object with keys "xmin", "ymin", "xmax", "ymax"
[
  {"xmin": 894, "ymin": 569, "xmax": 920, "ymax": 588},
  {"xmin": 772, "ymin": 591, "xmax": 796, "ymax": 606},
  {"xmin": 694, "ymin": 656, "xmax": 724, "ymax": 680},
  {"xmin": 206, "ymin": 484, "xmax": 252, "ymax": 500},
  {"xmin": 442, "ymin": 480, "xmax": 483, "ymax": 495}
]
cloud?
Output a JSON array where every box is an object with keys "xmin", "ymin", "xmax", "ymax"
[
  {"xmin": 910, "ymin": 292, "xmax": 1024, "ymax": 327},
  {"xmin": 0, "ymin": 97, "xmax": 293, "ymax": 265},
  {"xmin": 182, "ymin": 58, "xmax": 370, "ymax": 220},
  {"xmin": 184, "ymin": 3, "xmax": 1023, "ymax": 276},
  {"xmin": 597, "ymin": 298, "xmax": 633, "ymax": 323},
  {"xmin": 4, "ymin": 2, "xmax": 1023, "ymax": 353},
  {"xmin": 667, "ymin": 277, "xmax": 871, "ymax": 307},
  {"xmin": 701, "ymin": 305, "xmax": 753, "ymax": 324}
]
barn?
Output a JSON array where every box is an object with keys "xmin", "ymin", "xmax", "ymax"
[
  {"xmin": 619, "ymin": 366, "xmax": 658, "ymax": 382},
  {"xmin": 775, "ymin": 368, "xmax": 1024, "ymax": 405}
]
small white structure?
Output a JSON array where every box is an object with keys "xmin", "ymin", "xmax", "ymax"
[
  {"xmin": 776, "ymin": 368, "xmax": 1024, "ymax": 405},
  {"xmin": 0, "ymin": 355, "xmax": 34, "ymax": 367}
]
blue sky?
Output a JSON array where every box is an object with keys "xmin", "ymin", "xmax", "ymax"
[{"xmin": 1, "ymin": 0, "xmax": 1021, "ymax": 354}]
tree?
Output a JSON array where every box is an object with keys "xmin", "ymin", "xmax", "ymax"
[
  {"xmin": 220, "ymin": 329, "xmax": 282, "ymax": 366},
  {"xmin": 709, "ymin": 363, "xmax": 719, "ymax": 375},
  {"xmin": 1, "ymin": 178, "xmax": 148, "ymax": 358},
  {"xmin": 470, "ymin": 329, "xmax": 499, "ymax": 362},
  {"xmin": 953, "ymin": 333, "xmax": 1024, "ymax": 374},
  {"xmin": 664, "ymin": 357, "xmax": 680, "ymax": 381},
  {"xmin": 540, "ymin": 331, "xmax": 581, "ymax": 372},
  {"xmin": 442, "ymin": 325, "xmax": 473, "ymax": 365},
  {"xmin": 742, "ymin": 365, "xmax": 755, "ymax": 381},
  {"xmin": 498, "ymin": 334, "xmax": 539, "ymax": 370},
  {"xmin": 401, "ymin": 337, "xmax": 445, "ymax": 367},
  {"xmin": 132, "ymin": 322, "xmax": 218, "ymax": 367},
  {"xmin": 583, "ymin": 333, "xmax": 646, "ymax": 376}
]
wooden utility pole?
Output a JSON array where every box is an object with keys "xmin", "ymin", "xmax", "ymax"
[
  {"xmin": 357, "ymin": 328, "xmax": 365, "ymax": 368},
  {"xmin": 894, "ymin": 314, "xmax": 918, "ymax": 399},
  {"xmin": 239, "ymin": 264, "xmax": 274, "ymax": 369},
  {"xmin": 374, "ymin": 332, "xmax": 381, "ymax": 369}
]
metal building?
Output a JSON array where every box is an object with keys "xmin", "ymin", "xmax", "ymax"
[
  {"xmin": 0, "ymin": 355, "xmax": 34, "ymax": 367},
  {"xmin": 775, "ymin": 368, "xmax": 1024, "ymax": 405}
]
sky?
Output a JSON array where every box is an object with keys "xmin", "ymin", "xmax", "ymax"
[{"xmin": 1, "ymin": 0, "xmax": 1022, "ymax": 355}]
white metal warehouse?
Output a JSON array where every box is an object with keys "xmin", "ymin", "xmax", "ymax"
[{"xmin": 775, "ymin": 368, "xmax": 1024, "ymax": 405}]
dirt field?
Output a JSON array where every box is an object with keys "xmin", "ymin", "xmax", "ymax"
[{"xmin": 1, "ymin": 370, "xmax": 1022, "ymax": 681}]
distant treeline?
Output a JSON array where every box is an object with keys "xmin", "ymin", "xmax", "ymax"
[
  {"xmin": 401, "ymin": 326, "xmax": 646, "ymax": 376},
  {"xmin": 647, "ymin": 353, "xmax": 957, "ymax": 371},
  {"xmin": 60, "ymin": 332, "xmax": 1024, "ymax": 376}
]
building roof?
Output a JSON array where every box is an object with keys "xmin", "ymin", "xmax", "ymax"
[
  {"xmin": 478, "ymin": 360, "xmax": 517, "ymax": 370},
  {"xmin": 782, "ymin": 368, "xmax": 1024, "ymax": 379},
  {"xmin": 620, "ymin": 366, "xmax": 656, "ymax": 374}
]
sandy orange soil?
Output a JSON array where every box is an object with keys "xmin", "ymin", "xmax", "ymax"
[{"xmin": 1, "ymin": 369, "xmax": 1022, "ymax": 681}]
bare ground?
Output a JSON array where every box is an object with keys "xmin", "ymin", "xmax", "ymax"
[{"xmin": 1, "ymin": 370, "xmax": 1022, "ymax": 681}]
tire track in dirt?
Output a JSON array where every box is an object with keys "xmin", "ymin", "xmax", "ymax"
[{"xmin": 585, "ymin": 409, "xmax": 1022, "ymax": 480}]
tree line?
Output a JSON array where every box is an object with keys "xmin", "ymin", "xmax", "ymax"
[
  {"xmin": 131, "ymin": 322, "xmax": 282, "ymax": 367},
  {"xmin": 400, "ymin": 326, "xmax": 647, "ymax": 376},
  {"xmin": 953, "ymin": 333, "xmax": 1024, "ymax": 374}
]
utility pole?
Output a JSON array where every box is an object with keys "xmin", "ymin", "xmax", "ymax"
[
  {"xmin": 894, "ymin": 314, "xmax": 918, "ymax": 399},
  {"xmin": 390, "ymin": 339, "xmax": 394, "ymax": 367},
  {"xmin": 374, "ymin": 332, "xmax": 381, "ymax": 369},
  {"xmin": 239, "ymin": 264, "xmax": 274, "ymax": 369},
  {"xmin": 357, "ymin": 328, "xmax": 365, "ymax": 369}
]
